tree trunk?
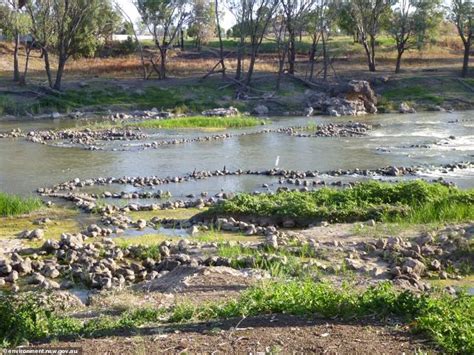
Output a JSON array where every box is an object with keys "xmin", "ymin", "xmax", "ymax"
[
  {"xmin": 235, "ymin": 35, "xmax": 245, "ymax": 80},
  {"xmin": 461, "ymin": 40, "xmax": 470, "ymax": 78},
  {"xmin": 43, "ymin": 49, "xmax": 53, "ymax": 88},
  {"xmin": 53, "ymin": 55, "xmax": 67, "ymax": 90},
  {"xmin": 362, "ymin": 41, "xmax": 373, "ymax": 72},
  {"xmin": 13, "ymin": 32, "xmax": 20, "ymax": 82},
  {"xmin": 322, "ymin": 32, "xmax": 328, "ymax": 81},
  {"xmin": 245, "ymin": 45, "xmax": 257, "ymax": 86},
  {"xmin": 215, "ymin": 0, "xmax": 226, "ymax": 78},
  {"xmin": 308, "ymin": 35, "xmax": 317, "ymax": 81},
  {"xmin": 395, "ymin": 48, "xmax": 404, "ymax": 73},
  {"xmin": 160, "ymin": 49, "xmax": 167, "ymax": 79},
  {"xmin": 369, "ymin": 36, "xmax": 376, "ymax": 72},
  {"xmin": 288, "ymin": 32, "xmax": 296, "ymax": 75}
]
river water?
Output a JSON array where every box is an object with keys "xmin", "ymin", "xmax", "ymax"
[{"xmin": 0, "ymin": 110, "xmax": 473, "ymax": 196}]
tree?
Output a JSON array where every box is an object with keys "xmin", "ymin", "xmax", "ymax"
[
  {"xmin": 389, "ymin": 0, "xmax": 442, "ymax": 73},
  {"xmin": 243, "ymin": 0, "xmax": 279, "ymax": 85},
  {"xmin": 352, "ymin": 0, "xmax": 392, "ymax": 72},
  {"xmin": 0, "ymin": 0, "xmax": 30, "ymax": 82},
  {"xmin": 449, "ymin": 0, "xmax": 473, "ymax": 77},
  {"xmin": 137, "ymin": 0, "xmax": 190, "ymax": 80},
  {"xmin": 26, "ymin": 0, "xmax": 115, "ymax": 90},
  {"xmin": 188, "ymin": 0, "xmax": 215, "ymax": 51},
  {"xmin": 306, "ymin": 0, "xmax": 339, "ymax": 81},
  {"xmin": 281, "ymin": 0, "xmax": 316, "ymax": 75}
]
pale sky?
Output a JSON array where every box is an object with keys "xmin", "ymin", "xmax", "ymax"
[{"xmin": 117, "ymin": 0, "xmax": 236, "ymax": 31}]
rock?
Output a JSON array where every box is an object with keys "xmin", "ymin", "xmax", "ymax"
[
  {"xmin": 265, "ymin": 234, "xmax": 279, "ymax": 249},
  {"xmin": 430, "ymin": 259, "xmax": 441, "ymax": 271},
  {"xmin": 0, "ymin": 278, "xmax": 5, "ymax": 286},
  {"xmin": 399, "ymin": 102, "xmax": 416, "ymax": 114},
  {"xmin": 402, "ymin": 257, "xmax": 425, "ymax": 276},
  {"xmin": 252, "ymin": 104, "xmax": 269, "ymax": 115},
  {"xmin": 51, "ymin": 112, "xmax": 61, "ymax": 119},
  {"xmin": 136, "ymin": 219, "xmax": 147, "ymax": 229},
  {"xmin": 365, "ymin": 219, "xmax": 376, "ymax": 227},
  {"xmin": 7, "ymin": 270, "xmax": 19, "ymax": 283},
  {"xmin": 188, "ymin": 225, "xmax": 200, "ymax": 236},
  {"xmin": 202, "ymin": 107, "xmax": 240, "ymax": 117},
  {"xmin": 439, "ymin": 271, "xmax": 448, "ymax": 279}
]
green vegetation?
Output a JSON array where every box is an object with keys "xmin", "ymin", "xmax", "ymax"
[
  {"xmin": 0, "ymin": 193, "xmax": 42, "ymax": 217},
  {"xmin": 135, "ymin": 116, "xmax": 263, "ymax": 129},
  {"xmin": 0, "ymin": 83, "xmax": 245, "ymax": 116},
  {"xmin": 206, "ymin": 180, "xmax": 474, "ymax": 224},
  {"xmin": 170, "ymin": 280, "xmax": 474, "ymax": 354},
  {"xmin": 2, "ymin": 281, "xmax": 472, "ymax": 353},
  {"xmin": 382, "ymin": 85, "xmax": 444, "ymax": 105}
]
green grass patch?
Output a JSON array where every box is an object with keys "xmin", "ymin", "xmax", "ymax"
[
  {"xmin": 206, "ymin": 180, "xmax": 474, "ymax": 224},
  {"xmin": 2, "ymin": 281, "xmax": 473, "ymax": 353},
  {"xmin": 0, "ymin": 193, "xmax": 42, "ymax": 217},
  {"xmin": 169, "ymin": 280, "xmax": 474, "ymax": 354},
  {"xmin": 382, "ymin": 85, "xmax": 444, "ymax": 105},
  {"xmin": 135, "ymin": 116, "xmax": 263, "ymax": 129}
]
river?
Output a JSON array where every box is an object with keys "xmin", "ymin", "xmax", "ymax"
[{"xmin": 0, "ymin": 110, "xmax": 473, "ymax": 196}]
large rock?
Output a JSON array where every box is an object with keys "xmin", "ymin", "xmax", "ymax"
[
  {"xmin": 252, "ymin": 104, "xmax": 269, "ymax": 115},
  {"xmin": 307, "ymin": 80, "xmax": 378, "ymax": 116},
  {"xmin": 399, "ymin": 102, "xmax": 416, "ymax": 114}
]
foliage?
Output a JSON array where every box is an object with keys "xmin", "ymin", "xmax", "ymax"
[
  {"xmin": 0, "ymin": 293, "xmax": 81, "ymax": 347},
  {"xmin": 208, "ymin": 180, "xmax": 474, "ymax": 223},
  {"xmin": 169, "ymin": 280, "xmax": 474, "ymax": 353},
  {"xmin": 0, "ymin": 192, "xmax": 42, "ymax": 217}
]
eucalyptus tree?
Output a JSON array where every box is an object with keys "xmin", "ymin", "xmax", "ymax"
[
  {"xmin": 243, "ymin": 0, "xmax": 279, "ymax": 84},
  {"xmin": 188, "ymin": 0, "xmax": 215, "ymax": 51},
  {"xmin": 0, "ymin": 0, "xmax": 30, "ymax": 82},
  {"xmin": 389, "ymin": 0, "xmax": 442, "ymax": 73},
  {"xmin": 449, "ymin": 0, "xmax": 473, "ymax": 77},
  {"xmin": 137, "ymin": 0, "xmax": 190, "ymax": 79},
  {"xmin": 306, "ymin": 0, "xmax": 339, "ymax": 81},
  {"xmin": 25, "ymin": 0, "xmax": 116, "ymax": 90},
  {"xmin": 281, "ymin": 0, "xmax": 316, "ymax": 74},
  {"xmin": 352, "ymin": 0, "xmax": 393, "ymax": 72}
]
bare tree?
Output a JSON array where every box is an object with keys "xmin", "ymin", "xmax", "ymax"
[
  {"xmin": 215, "ymin": 0, "xmax": 226, "ymax": 77},
  {"xmin": 281, "ymin": 0, "xmax": 315, "ymax": 75},
  {"xmin": 137, "ymin": 0, "xmax": 190, "ymax": 80},
  {"xmin": 0, "ymin": 0, "xmax": 29, "ymax": 81},
  {"xmin": 271, "ymin": 10, "xmax": 288, "ymax": 90},
  {"xmin": 244, "ymin": 0, "xmax": 279, "ymax": 85},
  {"xmin": 352, "ymin": 0, "xmax": 392, "ymax": 72},
  {"xmin": 450, "ymin": 0, "xmax": 473, "ymax": 77},
  {"xmin": 114, "ymin": 1, "xmax": 148, "ymax": 80},
  {"xmin": 228, "ymin": 0, "xmax": 248, "ymax": 80}
]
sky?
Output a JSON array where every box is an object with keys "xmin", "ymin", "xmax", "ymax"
[{"xmin": 117, "ymin": 0, "xmax": 236, "ymax": 31}]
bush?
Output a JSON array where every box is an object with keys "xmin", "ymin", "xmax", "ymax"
[
  {"xmin": 170, "ymin": 280, "xmax": 474, "ymax": 354},
  {"xmin": 208, "ymin": 180, "xmax": 474, "ymax": 224},
  {"xmin": 0, "ymin": 293, "xmax": 81, "ymax": 347}
]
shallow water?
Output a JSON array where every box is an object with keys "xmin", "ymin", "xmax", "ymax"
[{"xmin": 0, "ymin": 111, "xmax": 473, "ymax": 195}]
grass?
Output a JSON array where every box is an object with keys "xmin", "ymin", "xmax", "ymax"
[
  {"xmin": 0, "ymin": 193, "xmax": 43, "ymax": 217},
  {"xmin": 135, "ymin": 116, "xmax": 264, "ymax": 129},
  {"xmin": 382, "ymin": 85, "xmax": 444, "ymax": 105},
  {"xmin": 169, "ymin": 280, "xmax": 474, "ymax": 354},
  {"xmin": 206, "ymin": 180, "xmax": 474, "ymax": 225},
  {"xmin": 2, "ymin": 281, "xmax": 472, "ymax": 353}
]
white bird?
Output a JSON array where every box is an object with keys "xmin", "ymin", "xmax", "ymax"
[{"xmin": 275, "ymin": 156, "xmax": 280, "ymax": 167}]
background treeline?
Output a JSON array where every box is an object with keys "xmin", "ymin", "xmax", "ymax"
[{"xmin": 0, "ymin": 0, "xmax": 472, "ymax": 90}]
